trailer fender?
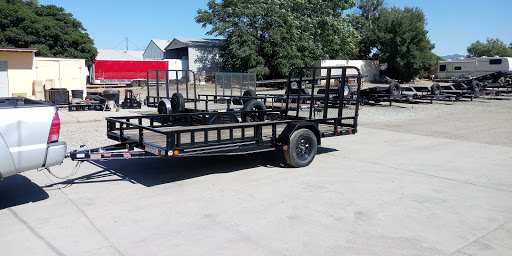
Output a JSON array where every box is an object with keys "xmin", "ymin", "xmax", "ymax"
[
  {"xmin": 157, "ymin": 99, "xmax": 172, "ymax": 114},
  {"xmin": 277, "ymin": 122, "xmax": 321, "ymax": 146}
]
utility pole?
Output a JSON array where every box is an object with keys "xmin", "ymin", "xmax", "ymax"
[{"xmin": 126, "ymin": 37, "xmax": 128, "ymax": 51}]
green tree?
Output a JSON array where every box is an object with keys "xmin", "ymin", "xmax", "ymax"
[
  {"xmin": 350, "ymin": 0, "xmax": 383, "ymax": 59},
  {"xmin": 0, "ymin": 0, "xmax": 97, "ymax": 66},
  {"xmin": 196, "ymin": 0, "xmax": 357, "ymax": 79},
  {"xmin": 466, "ymin": 38, "xmax": 512, "ymax": 57},
  {"xmin": 376, "ymin": 7, "xmax": 436, "ymax": 82}
]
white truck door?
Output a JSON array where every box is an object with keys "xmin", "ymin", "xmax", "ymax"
[{"xmin": 0, "ymin": 61, "xmax": 8, "ymax": 97}]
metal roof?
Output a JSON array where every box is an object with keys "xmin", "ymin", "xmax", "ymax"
[
  {"xmin": 97, "ymin": 49, "xmax": 144, "ymax": 60},
  {"xmin": 150, "ymin": 40, "xmax": 171, "ymax": 51},
  {"xmin": 165, "ymin": 38, "xmax": 224, "ymax": 50},
  {"xmin": 0, "ymin": 48, "xmax": 38, "ymax": 52}
]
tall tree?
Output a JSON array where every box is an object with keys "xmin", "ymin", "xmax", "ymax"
[
  {"xmin": 376, "ymin": 7, "xmax": 436, "ymax": 82},
  {"xmin": 351, "ymin": 0, "xmax": 383, "ymax": 59},
  {"xmin": 467, "ymin": 38, "xmax": 512, "ymax": 57},
  {"xmin": 196, "ymin": 0, "xmax": 357, "ymax": 79},
  {"xmin": 0, "ymin": 0, "xmax": 97, "ymax": 66}
]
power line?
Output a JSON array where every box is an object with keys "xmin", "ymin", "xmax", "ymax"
[{"xmin": 111, "ymin": 38, "xmax": 126, "ymax": 50}]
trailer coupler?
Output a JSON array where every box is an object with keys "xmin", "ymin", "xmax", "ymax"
[{"xmin": 68, "ymin": 143, "xmax": 153, "ymax": 161}]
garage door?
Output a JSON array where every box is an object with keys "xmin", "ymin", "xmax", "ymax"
[{"xmin": 0, "ymin": 61, "xmax": 8, "ymax": 97}]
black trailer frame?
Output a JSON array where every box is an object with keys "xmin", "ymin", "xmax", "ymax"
[{"xmin": 69, "ymin": 66, "xmax": 362, "ymax": 167}]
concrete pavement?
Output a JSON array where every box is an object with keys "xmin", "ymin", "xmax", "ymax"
[{"xmin": 1, "ymin": 123, "xmax": 511, "ymax": 255}]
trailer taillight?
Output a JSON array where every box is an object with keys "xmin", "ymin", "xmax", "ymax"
[{"xmin": 48, "ymin": 112, "xmax": 61, "ymax": 143}]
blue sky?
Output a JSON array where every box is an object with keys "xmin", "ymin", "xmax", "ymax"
[{"xmin": 38, "ymin": 0, "xmax": 512, "ymax": 57}]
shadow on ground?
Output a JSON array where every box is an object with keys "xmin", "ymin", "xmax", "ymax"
[
  {"xmin": 0, "ymin": 175, "xmax": 49, "ymax": 210},
  {"xmin": 42, "ymin": 147, "xmax": 337, "ymax": 188}
]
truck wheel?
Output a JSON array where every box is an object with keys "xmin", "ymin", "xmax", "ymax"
[
  {"xmin": 284, "ymin": 129, "xmax": 318, "ymax": 168},
  {"xmin": 388, "ymin": 82, "xmax": 401, "ymax": 96},
  {"xmin": 430, "ymin": 83, "xmax": 442, "ymax": 95},
  {"xmin": 241, "ymin": 99, "xmax": 267, "ymax": 122},
  {"xmin": 171, "ymin": 93, "xmax": 185, "ymax": 113},
  {"xmin": 242, "ymin": 90, "xmax": 257, "ymax": 104}
]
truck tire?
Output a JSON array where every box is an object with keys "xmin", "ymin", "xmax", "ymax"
[
  {"xmin": 242, "ymin": 90, "xmax": 257, "ymax": 104},
  {"xmin": 470, "ymin": 81, "xmax": 481, "ymax": 92},
  {"xmin": 430, "ymin": 83, "xmax": 442, "ymax": 95},
  {"xmin": 171, "ymin": 93, "xmax": 185, "ymax": 113},
  {"xmin": 241, "ymin": 99, "xmax": 267, "ymax": 122},
  {"xmin": 284, "ymin": 129, "xmax": 318, "ymax": 168},
  {"xmin": 388, "ymin": 82, "xmax": 401, "ymax": 96}
]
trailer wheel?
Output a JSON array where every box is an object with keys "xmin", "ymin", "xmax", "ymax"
[
  {"xmin": 470, "ymin": 81, "xmax": 481, "ymax": 92},
  {"xmin": 242, "ymin": 90, "xmax": 257, "ymax": 104},
  {"xmin": 171, "ymin": 93, "xmax": 185, "ymax": 113},
  {"xmin": 284, "ymin": 129, "xmax": 318, "ymax": 168},
  {"xmin": 430, "ymin": 83, "xmax": 442, "ymax": 95},
  {"xmin": 130, "ymin": 80, "xmax": 139, "ymax": 87},
  {"xmin": 139, "ymin": 80, "xmax": 148, "ymax": 88},
  {"xmin": 388, "ymin": 82, "xmax": 401, "ymax": 96},
  {"xmin": 241, "ymin": 99, "xmax": 267, "ymax": 122}
]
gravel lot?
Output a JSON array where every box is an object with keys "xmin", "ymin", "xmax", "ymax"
[{"xmin": 61, "ymin": 86, "xmax": 512, "ymax": 150}]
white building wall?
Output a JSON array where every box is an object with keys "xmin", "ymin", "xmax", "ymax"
[
  {"xmin": 315, "ymin": 60, "xmax": 379, "ymax": 82},
  {"xmin": 188, "ymin": 46, "xmax": 223, "ymax": 76},
  {"xmin": 166, "ymin": 59, "xmax": 189, "ymax": 79}
]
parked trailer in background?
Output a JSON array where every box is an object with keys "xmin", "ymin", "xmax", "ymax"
[
  {"xmin": 437, "ymin": 57, "xmax": 512, "ymax": 80},
  {"xmin": 90, "ymin": 60, "xmax": 179, "ymax": 86}
]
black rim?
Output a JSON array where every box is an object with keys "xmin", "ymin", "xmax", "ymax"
[{"xmin": 296, "ymin": 135, "xmax": 313, "ymax": 161}]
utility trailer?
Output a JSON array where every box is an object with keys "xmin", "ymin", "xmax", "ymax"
[{"xmin": 69, "ymin": 67, "xmax": 362, "ymax": 167}]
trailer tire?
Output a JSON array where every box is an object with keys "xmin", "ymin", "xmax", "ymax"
[
  {"xmin": 139, "ymin": 80, "xmax": 148, "ymax": 88},
  {"xmin": 242, "ymin": 90, "xmax": 257, "ymax": 104},
  {"xmin": 284, "ymin": 129, "xmax": 318, "ymax": 168},
  {"xmin": 171, "ymin": 93, "xmax": 185, "ymax": 113},
  {"xmin": 130, "ymin": 80, "xmax": 139, "ymax": 87},
  {"xmin": 430, "ymin": 83, "xmax": 442, "ymax": 95},
  {"xmin": 470, "ymin": 81, "xmax": 481, "ymax": 92},
  {"xmin": 241, "ymin": 99, "xmax": 267, "ymax": 122},
  {"xmin": 388, "ymin": 82, "xmax": 401, "ymax": 96}
]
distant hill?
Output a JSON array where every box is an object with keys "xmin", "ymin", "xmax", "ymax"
[{"xmin": 441, "ymin": 54, "xmax": 466, "ymax": 60}]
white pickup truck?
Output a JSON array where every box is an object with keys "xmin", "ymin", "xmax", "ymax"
[{"xmin": 0, "ymin": 97, "xmax": 67, "ymax": 179}]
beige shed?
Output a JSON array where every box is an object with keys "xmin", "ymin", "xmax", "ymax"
[
  {"xmin": 0, "ymin": 48, "xmax": 87, "ymax": 100},
  {"xmin": 0, "ymin": 48, "xmax": 37, "ymax": 97},
  {"xmin": 35, "ymin": 57, "xmax": 87, "ymax": 96}
]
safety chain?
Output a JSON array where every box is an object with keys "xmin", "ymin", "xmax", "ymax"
[{"xmin": 45, "ymin": 161, "xmax": 83, "ymax": 180}]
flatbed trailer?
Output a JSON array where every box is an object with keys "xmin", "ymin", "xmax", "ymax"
[{"xmin": 69, "ymin": 66, "xmax": 362, "ymax": 167}]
